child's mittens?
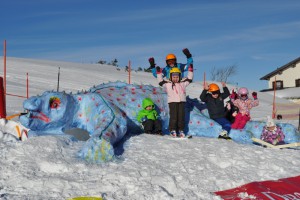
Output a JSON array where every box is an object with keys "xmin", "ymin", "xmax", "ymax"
[
  {"xmin": 188, "ymin": 64, "xmax": 193, "ymax": 72},
  {"xmin": 141, "ymin": 117, "xmax": 148, "ymax": 122},
  {"xmin": 272, "ymin": 138, "xmax": 279, "ymax": 145},
  {"xmin": 252, "ymin": 92, "xmax": 257, "ymax": 99},
  {"xmin": 148, "ymin": 57, "xmax": 155, "ymax": 69},
  {"xmin": 156, "ymin": 66, "xmax": 162, "ymax": 74},
  {"xmin": 182, "ymin": 48, "xmax": 192, "ymax": 58},
  {"xmin": 230, "ymin": 90, "xmax": 237, "ymax": 100}
]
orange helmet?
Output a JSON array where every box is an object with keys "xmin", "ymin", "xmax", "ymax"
[
  {"xmin": 208, "ymin": 83, "xmax": 220, "ymax": 92},
  {"xmin": 166, "ymin": 54, "xmax": 177, "ymax": 61}
]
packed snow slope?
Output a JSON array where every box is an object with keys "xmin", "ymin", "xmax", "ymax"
[{"xmin": 0, "ymin": 57, "xmax": 300, "ymax": 199}]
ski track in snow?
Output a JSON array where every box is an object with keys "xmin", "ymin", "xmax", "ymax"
[{"xmin": 1, "ymin": 134, "xmax": 300, "ymax": 199}]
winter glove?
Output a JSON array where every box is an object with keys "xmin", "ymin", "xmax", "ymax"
[
  {"xmin": 230, "ymin": 90, "xmax": 237, "ymax": 100},
  {"xmin": 188, "ymin": 63, "xmax": 193, "ymax": 72},
  {"xmin": 182, "ymin": 48, "xmax": 192, "ymax": 58},
  {"xmin": 156, "ymin": 66, "xmax": 162, "ymax": 74},
  {"xmin": 141, "ymin": 117, "xmax": 147, "ymax": 122},
  {"xmin": 148, "ymin": 57, "xmax": 155, "ymax": 69},
  {"xmin": 252, "ymin": 92, "xmax": 257, "ymax": 99}
]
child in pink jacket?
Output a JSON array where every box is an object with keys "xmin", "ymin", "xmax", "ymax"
[
  {"xmin": 231, "ymin": 87, "xmax": 259, "ymax": 129},
  {"xmin": 156, "ymin": 65, "xmax": 193, "ymax": 138}
]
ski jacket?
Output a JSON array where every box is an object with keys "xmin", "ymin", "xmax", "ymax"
[
  {"xmin": 157, "ymin": 70, "xmax": 193, "ymax": 103},
  {"xmin": 137, "ymin": 98, "xmax": 159, "ymax": 123},
  {"xmin": 151, "ymin": 57, "xmax": 193, "ymax": 79},
  {"xmin": 261, "ymin": 126, "xmax": 285, "ymax": 145},
  {"xmin": 231, "ymin": 98, "xmax": 259, "ymax": 116},
  {"xmin": 225, "ymin": 100, "xmax": 239, "ymax": 123},
  {"xmin": 200, "ymin": 87, "xmax": 230, "ymax": 119}
]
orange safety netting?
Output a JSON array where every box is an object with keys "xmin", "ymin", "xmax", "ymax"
[{"xmin": 275, "ymin": 102, "xmax": 300, "ymax": 120}]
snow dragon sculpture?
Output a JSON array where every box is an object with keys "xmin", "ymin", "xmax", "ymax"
[
  {"xmin": 19, "ymin": 81, "xmax": 223, "ymax": 163},
  {"xmin": 20, "ymin": 81, "xmax": 300, "ymax": 163}
]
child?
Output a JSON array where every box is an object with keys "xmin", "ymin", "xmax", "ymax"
[
  {"xmin": 231, "ymin": 87, "xmax": 259, "ymax": 129},
  {"xmin": 156, "ymin": 64, "xmax": 193, "ymax": 138},
  {"xmin": 261, "ymin": 116, "xmax": 285, "ymax": 145},
  {"xmin": 225, "ymin": 90, "xmax": 239, "ymax": 124},
  {"xmin": 200, "ymin": 82, "xmax": 231, "ymax": 139},
  {"xmin": 225, "ymin": 100, "xmax": 239, "ymax": 124},
  {"xmin": 148, "ymin": 48, "xmax": 193, "ymax": 79},
  {"xmin": 137, "ymin": 98, "xmax": 162, "ymax": 135}
]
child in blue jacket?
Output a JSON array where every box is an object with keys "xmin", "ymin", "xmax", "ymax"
[{"xmin": 148, "ymin": 48, "xmax": 193, "ymax": 79}]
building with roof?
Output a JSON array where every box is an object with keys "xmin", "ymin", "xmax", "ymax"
[{"xmin": 260, "ymin": 57, "xmax": 300, "ymax": 90}]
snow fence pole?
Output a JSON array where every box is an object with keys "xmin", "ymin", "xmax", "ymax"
[
  {"xmin": 0, "ymin": 77, "xmax": 6, "ymax": 118},
  {"xmin": 272, "ymin": 76, "xmax": 277, "ymax": 119},
  {"xmin": 3, "ymin": 40, "xmax": 6, "ymax": 97}
]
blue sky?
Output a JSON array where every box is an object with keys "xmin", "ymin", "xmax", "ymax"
[{"xmin": 1, "ymin": 0, "xmax": 300, "ymax": 90}]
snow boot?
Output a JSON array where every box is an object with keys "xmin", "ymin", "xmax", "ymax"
[
  {"xmin": 179, "ymin": 130, "xmax": 185, "ymax": 138},
  {"xmin": 170, "ymin": 130, "xmax": 177, "ymax": 137},
  {"xmin": 219, "ymin": 130, "xmax": 228, "ymax": 137},
  {"xmin": 218, "ymin": 135, "xmax": 232, "ymax": 140},
  {"xmin": 156, "ymin": 131, "xmax": 163, "ymax": 136}
]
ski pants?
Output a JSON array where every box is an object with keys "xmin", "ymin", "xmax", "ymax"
[
  {"xmin": 231, "ymin": 113, "xmax": 250, "ymax": 129},
  {"xmin": 214, "ymin": 117, "xmax": 232, "ymax": 133},
  {"xmin": 142, "ymin": 119, "xmax": 162, "ymax": 133},
  {"xmin": 168, "ymin": 102, "xmax": 185, "ymax": 132}
]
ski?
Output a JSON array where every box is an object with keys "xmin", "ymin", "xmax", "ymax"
[{"xmin": 252, "ymin": 138, "xmax": 300, "ymax": 149}]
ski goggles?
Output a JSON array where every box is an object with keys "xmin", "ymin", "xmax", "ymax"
[{"xmin": 211, "ymin": 91, "xmax": 220, "ymax": 95}]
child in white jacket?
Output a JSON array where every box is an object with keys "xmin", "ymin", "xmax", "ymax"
[{"xmin": 156, "ymin": 65, "xmax": 193, "ymax": 137}]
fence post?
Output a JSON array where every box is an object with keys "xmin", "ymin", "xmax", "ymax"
[{"xmin": 0, "ymin": 77, "xmax": 7, "ymax": 118}]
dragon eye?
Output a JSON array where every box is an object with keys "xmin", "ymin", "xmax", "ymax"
[{"xmin": 49, "ymin": 97, "xmax": 61, "ymax": 109}]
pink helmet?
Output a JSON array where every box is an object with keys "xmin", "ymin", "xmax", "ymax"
[{"xmin": 238, "ymin": 87, "xmax": 249, "ymax": 95}]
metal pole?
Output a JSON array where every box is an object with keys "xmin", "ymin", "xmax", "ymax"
[
  {"xmin": 0, "ymin": 77, "xmax": 6, "ymax": 118},
  {"xmin": 57, "ymin": 67, "xmax": 60, "ymax": 92},
  {"xmin": 26, "ymin": 73, "xmax": 29, "ymax": 98},
  {"xmin": 272, "ymin": 76, "xmax": 276, "ymax": 119},
  {"xmin": 128, "ymin": 61, "xmax": 131, "ymax": 84},
  {"xmin": 3, "ymin": 40, "xmax": 6, "ymax": 99}
]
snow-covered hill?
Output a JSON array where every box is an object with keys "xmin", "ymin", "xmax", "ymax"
[{"xmin": 0, "ymin": 57, "xmax": 300, "ymax": 199}]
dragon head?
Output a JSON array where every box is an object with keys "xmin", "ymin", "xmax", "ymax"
[{"xmin": 20, "ymin": 91, "xmax": 76, "ymax": 135}]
